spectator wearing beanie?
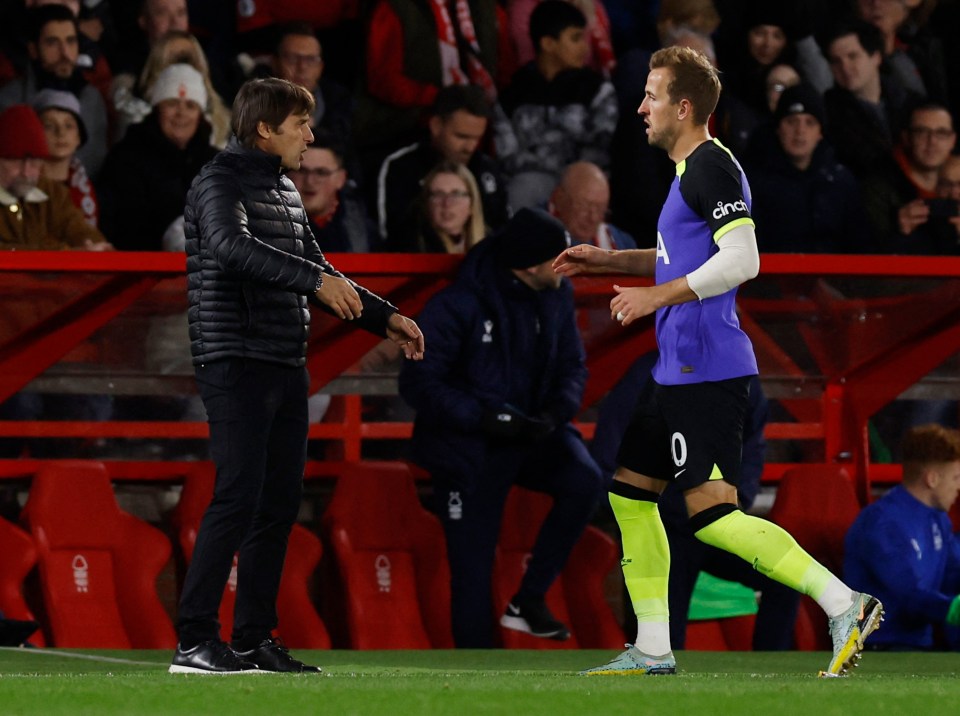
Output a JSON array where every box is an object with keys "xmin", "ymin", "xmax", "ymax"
[
  {"xmin": 33, "ymin": 88, "xmax": 98, "ymax": 227},
  {"xmin": 97, "ymin": 63, "xmax": 218, "ymax": 251},
  {"xmin": 399, "ymin": 206, "xmax": 603, "ymax": 649},
  {"xmin": 0, "ymin": 103, "xmax": 109, "ymax": 250},
  {"xmin": 744, "ymin": 84, "xmax": 868, "ymax": 254}
]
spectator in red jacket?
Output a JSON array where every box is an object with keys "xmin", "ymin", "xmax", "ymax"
[{"xmin": 354, "ymin": 0, "xmax": 515, "ymax": 158}]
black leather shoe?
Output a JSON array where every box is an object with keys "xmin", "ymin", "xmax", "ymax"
[
  {"xmin": 168, "ymin": 640, "xmax": 260, "ymax": 674},
  {"xmin": 235, "ymin": 638, "xmax": 322, "ymax": 673}
]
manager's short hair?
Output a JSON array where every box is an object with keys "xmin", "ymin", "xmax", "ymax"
[{"xmin": 231, "ymin": 78, "xmax": 315, "ymax": 148}]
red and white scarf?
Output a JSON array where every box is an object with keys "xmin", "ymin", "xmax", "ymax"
[
  {"xmin": 429, "ymin": 0, "xmax": 498, "ymax": 103},
  {"xmin": 588, "ymin": 0, "xmax": 616, "ymax": 77},
  {"xmin": 67, "ymin": 156, "xmax": 98, "ymax": 227}
]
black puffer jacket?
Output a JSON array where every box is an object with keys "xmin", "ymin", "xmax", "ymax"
[{"xmin": 184, "ymin": 140, "xmax": 396, "ymax": 366}]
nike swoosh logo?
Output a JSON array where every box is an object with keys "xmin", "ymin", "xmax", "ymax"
[
  {"xmin": 674, "ymin": 469, "xmax": 686, "ymax": 478},
  {"xmin": 507, "ymin": 604, "xmax": 520, "ymax": 616}
]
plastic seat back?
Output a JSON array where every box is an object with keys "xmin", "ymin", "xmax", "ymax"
[
  {"xmin": 21, "ymin": 461, "xmax": 175, "ymax": 648},
  {"xmin": 767, "ymin": 465, "xmax": 861, "ymax": 650},
  {"xmin": 276, "ymin": 523, "xmax": 331, "ymax": 649},
  {"xmin": 768, "ymin": 465, "xmax": 860, "ymax": 575},
  {"xmin": 494, "ymin": 487, "xmax": 623, "ymax": 649},
  {"xmin": 685, "ymin": 614, "xmax": 756, "ymax": 650},
  {"xmin": 322, "ymin": 462, "xmax": 452, "ymax": 649},
  {"xmin": 0, "ymin": 516, "xmax": 42, "ymax": 645}
]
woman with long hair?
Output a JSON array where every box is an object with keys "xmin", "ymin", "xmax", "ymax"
[{"xmin": 414, "ymin": 161, "xmax": 488, "ymax": 253}]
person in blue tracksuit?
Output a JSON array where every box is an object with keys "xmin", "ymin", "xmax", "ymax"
[{"xmin": 845, "ymin": 424, "xmax": 960, "ymax": 650}]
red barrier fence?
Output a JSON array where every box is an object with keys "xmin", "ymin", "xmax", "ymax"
[{"xmin": 3, "ymin": 252, "xmax": 960, "ymax": 502}]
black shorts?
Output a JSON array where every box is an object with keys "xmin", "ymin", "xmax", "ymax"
[{"xmin": 616, "ymin": 376, "xmax": 751, "ymax": 492}]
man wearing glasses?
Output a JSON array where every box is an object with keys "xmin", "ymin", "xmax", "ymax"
[
  {"xmin": 549, "ymin": 161, "xmax": 637, "ymax": 250},
  {"xmin": 288, "ymin": 129, "xmax": 380, "ymax": 253},
  {"xmin": 267, "ymin": 21, "xmax": 353, "ymax": 143},
  {"xmin": 861, "ymin": 101, "xmax": 957, "ymax": 253},
  {"xmin": 375, "ymin": 83, "xmax": 509, "ymax": 251}
]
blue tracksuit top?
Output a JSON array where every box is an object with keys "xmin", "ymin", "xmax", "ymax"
[{"xmin": 844, "ymin": 485, "xmax": 960, "ymax": 648}]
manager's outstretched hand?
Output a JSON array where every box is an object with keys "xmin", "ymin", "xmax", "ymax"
[{"xmin": 387, "ymin": 312, "xmax": 425, "ymax": 360}]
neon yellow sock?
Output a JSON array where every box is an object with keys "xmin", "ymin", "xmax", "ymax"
[
  {"xmin": 694, "ymin": 510, "xmax": 833, "ymax": 600},
  {"xmin": 609, "ymin": 493, "xmax": 670, "ymax": 623}
]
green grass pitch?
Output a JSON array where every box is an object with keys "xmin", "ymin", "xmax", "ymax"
[{"xmin": 2, "ymin": 648, "xmax": 960, "ymax": 716}]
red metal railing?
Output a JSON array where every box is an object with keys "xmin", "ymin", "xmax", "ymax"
[{"xmin": 3, "ymin": 252, "xmax": 960, "ymax": 501}]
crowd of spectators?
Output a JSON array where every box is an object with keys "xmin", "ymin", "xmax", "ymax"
[{"xmin": 0, "ymin": 0, "xmax": 956, "ymax": 256}]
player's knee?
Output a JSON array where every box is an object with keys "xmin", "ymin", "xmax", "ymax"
[
  {"xmin": 688, "ymin": 502, "xmax": 739, "ymax": 535},
  {"xmin": 609, "ymin": 478, "xmax": 662, "ymax": 504}
]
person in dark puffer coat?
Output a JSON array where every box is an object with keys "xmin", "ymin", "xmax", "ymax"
[
  {"xmin": 171, "ymin": 78, "xmax": 424, "ymax": 676},
  {"xmin": 97, "ymin": 64, "xmax": 218, "ymax": 251}
]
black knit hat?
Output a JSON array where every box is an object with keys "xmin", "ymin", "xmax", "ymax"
[
  {"xmin": 743, "ymin": 0, "xmax": 789, "ymax": 30},
  {"xmin": 774, "ymin": 83, "xmax": 825, "ymax": 127},
  {"xmin": 495, "ymin": 207, "xmax": 571, "ymax": 269}
]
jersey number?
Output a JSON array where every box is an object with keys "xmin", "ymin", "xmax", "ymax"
[{"xmin": 671, "ymin": 431, "xmax": 687, "ymax": 467}]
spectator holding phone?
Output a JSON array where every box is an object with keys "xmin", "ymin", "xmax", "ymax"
[{"xmin": 860, "ymin": 101, "xmax": 958, "ymax": 254}]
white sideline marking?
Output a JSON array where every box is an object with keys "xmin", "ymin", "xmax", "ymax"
[{"xmin": 0, "ymin": 647, "xmax": 158, "ymax": 667}]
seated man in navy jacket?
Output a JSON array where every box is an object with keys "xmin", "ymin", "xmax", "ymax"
[{"xmin": 399, "ymin": 208, "xmax": 604, "ymax": 648}]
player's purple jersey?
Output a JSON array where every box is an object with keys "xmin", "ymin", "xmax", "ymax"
[{"xmin": 651, "ymin": 138, "xmax": 759, "ymax": 385}]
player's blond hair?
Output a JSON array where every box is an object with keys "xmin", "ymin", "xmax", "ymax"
[
  {"xmin": 902, "ymin": 423, "xmax": 960, "ymax": 482},
  {"xmin": 650, "ymin": 45, "xmax": 721, "ymax": 126}
]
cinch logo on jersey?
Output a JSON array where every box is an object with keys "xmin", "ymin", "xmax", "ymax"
[{"xmin": 712, "ymin": 199, "xmax": 748, "ymax": 220}]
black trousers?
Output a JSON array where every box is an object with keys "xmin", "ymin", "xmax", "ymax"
[
  {"xmin": 176, "ymin": 358, "xmax": 308, "ymax": 649},
  {"xmin": 430, "ymin": 425, "xmax": 603, "ymax": 648}
]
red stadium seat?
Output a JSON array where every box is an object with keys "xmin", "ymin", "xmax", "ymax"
[
  {"xmin": 20, "ymin": 461, "xmax": 175, "ymax": 648},
  {"xmin": 0, "ymin": 515, "xmax": 42, "ymax": 645},
  {"xmin": 685, "ymin": 614, "xmax": 756, "ymax": 651},
  {"xmin": 494, "ymin": 487, "xmax": 623, "ymax": 649},
  {"xmin": 171, "ymin": 465, "xmax": 330, "ymax": 648},
  {"xmin": 767, "ymin": 465, "xmax": 861, "ymax": 651},
  {"xmin": 321, "ymin": 462, "xmax": 453, "ymax": 649},
  {"xmin": 276, "ymin": 523, "xmax": 331, "ymax": 649}
]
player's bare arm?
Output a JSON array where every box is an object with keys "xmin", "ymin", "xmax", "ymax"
[{"xmin": 552, "ymin": 244, "xmax": 657, "ymax": 277}]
